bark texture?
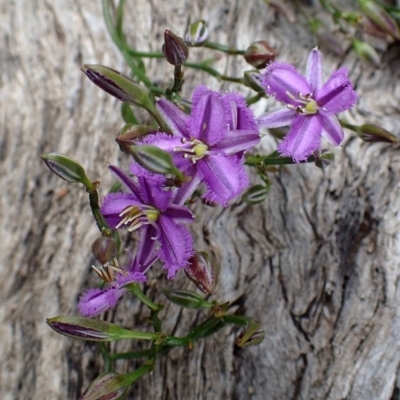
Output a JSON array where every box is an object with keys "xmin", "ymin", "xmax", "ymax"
[{"xmin": 1, "ymin": 0, "xmax": 400, "ymax": 399}]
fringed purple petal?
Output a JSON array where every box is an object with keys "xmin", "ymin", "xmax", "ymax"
[
  {"xmin": 108, "ymin": 165, "xmax": 141, "ymax": 199},
  {"xmin": 189, "ymin": 86, "xmax": 227, "ymax": 145},
  {"xmin": 306, "ymin": 48, "xmax": 323, "ymax": 92},
  {"xmin": 156, "ymin": 98, "xmax": 189, "ymax": 137},
  {"xmin": 262, "ymin": 62, "xmax": 311, "ymax": 105},
  {"xmin": 78, "ymin": 287, "xmax": 125, "ymax": 317},
  {"xmin": 278, "ymin": 115, "xmax": 322, "ymax": 162},
  {"xmin": 172, "ymin": 168, "xmax": 202, "ymax": 205},
  {"xmin": 316, "ymin": 67, "xmax": 357, "ymax": 114},
  {"xmin": 116, "ymin": 271, "xmax": 147, "ymax": 286},
  {"xmin": 134, "ymin": 175, "xmax": 171, "ymax": 211},
  {"xmin": 199, "ymin": 155, "xmax": 249, "ymax": 206},
  {"xmin": 157, "ymin": 216, "xmax": 194, "ymax": 277},
  {"xmin": 133, "ymin": 225, "xmax": 159, "ymax": 273},
  {"xmin": 101, "ymin": 193, "xmax": 142, "ymax": 229},
  {"xmin": 257, "ymin": 108, "xmax": 296, "ymax": 128},
  {"xmin": 222, "ymin": 91, "xmax": 258, "ymax": 131},
  {"xmin": 319, "ymin": 115, "xmax": 344, "ymax": 145},
  {"xmin": 217, "ymin": 129, "xmax": 260, "ymax": 154},
  {"xmin": 164, "ymin": 204, "xmax": 194, "ymax": 223}
]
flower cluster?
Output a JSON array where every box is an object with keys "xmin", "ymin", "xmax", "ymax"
[
  {"xmin": 79, "ymin": 85, "xmax": 260, "ymax": 316},
  {"xmin": 78, "ymin": 49, "xmax": 357, "ymax": 317}
]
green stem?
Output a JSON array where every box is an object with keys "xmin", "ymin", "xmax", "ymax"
[
  {"xmin": 99, "ymin": 343, "xmax": 112, "ymax": 372},
  {"xmin": 102, "ymin": 0, "xmax": 164, "ymax": 95},
  {"xmin": 150, "ymin": 310, "xmax": 162, "ymax": 332},
  {"xmin": 110, "ymin": 349, "xmax": 152, "ymax": 361},
  {"xmin": 172, "ymin": 64, "xmax": 184, "ymax": 92},
  {"xmin": 339, "ymin": 120, "xmax": 358, "ymax": 132},
  {"xmin": 127, "ymin": 283, "xmax": 163, "ymax": 312},
  {"xmin": 204, "ymin": 41, "xmax": 246, "ymax": 55},
  {"xmin": 223, "ymin": 314, "xmax": 251, "ymax": 327},
  {"xmin": 122, "ymin": 363, "xmax": 154, "ymax": 386},
  {"xmin": 183, "ymin": 62, "xmax": 244, "ymax": 84},
  {"xmin": 246, "ymin": 93, "xmax": 264, "ymax": 106},
  {"xmin": 88, "ymin": 189, "xmax": 113, "ymax": 237},
  {"xmin": 127, "ymin": 49, "xmax": 164, "ymax": 58}
]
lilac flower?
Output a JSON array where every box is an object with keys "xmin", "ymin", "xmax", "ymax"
[
  {"xmin": 139, "ymin": 85, "xmax": 260, "ymax": 206},
  {"xmin": 258, "ymin": 48, "xmax": 357, "ymax": 162},
  {"xmin": 101, "ymin": 165, "xmax": 194, "ymax": 278},
  {"xmin": 78, "ymin": 251, "xmax": 153, "ymax": 317}
]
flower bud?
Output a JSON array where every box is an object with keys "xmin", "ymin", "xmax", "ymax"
[
  {"xmin": 41, "ymin": 153, "xmax": 93, "ymax": 188},
  {"xmin": 244, "ymin": 41, "xmax": 277, "ymax": 69},
  {"xmin": 91, "ymin": 237, "xmax": 117, "ymax": 264},
  {"xmin": 130, "ymin": 144, "xmax": 184, "ymax": 180},
  {"xmin": 162, "ymin": 30, "xmax": 188, "ymax": 65},
  {"xmin": 81, "ymin": 65, "xmax": 154, "ymax": 110},
  {"xmin": 236, "ymin": 321, "xmax": 265, "ymax": 348},
  {"xmin": 185, "ymin": 251, "xmax": 217, "ymax": 294},
  {"xmin": 78, "ymin": 372, "xmax": 127, "ymax": 400},
  {"xmin": 358, "ymin": 0, "xmax": 400, "ymax": 40},
  {"xmin": 357, "ymin": 123, "xmax": 398, "ymax": 143},
  {"xmin": 242, "ymin": 184, "xmax": 270, "ymax": 205},
  {"xmin": 313, "ymin": 150, "xmax": 334, "ymax": 169},
  {"xmin": 244, "ymin": 70, "xmax": 264, "ymax": 92},
  {"xmin": 185, "ymin": 20, "xmax": 209, "ymax": 47},
  {"xmin": 351, "ymin": 38, "xmax": 380, "ymax": 67},
  {"xmin": 47, "ymin": 316, "xmax": 159, "ymax": 341},
  {"xmin": 116, "ymin": 124, "xmax": 156, "ymax": 153},
  {"xmin": 163, "ymin": 289, "xmax": 213, "ymax": 309}
]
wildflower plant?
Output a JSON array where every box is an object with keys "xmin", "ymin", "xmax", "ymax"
[{"xmin": 41, "ymin": 0, "xmax": 399, "ymax": 398}]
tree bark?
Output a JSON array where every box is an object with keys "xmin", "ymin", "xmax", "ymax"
[{"xmin": 1, "ymin": 0, "xmax": 400, "ymax": 399}]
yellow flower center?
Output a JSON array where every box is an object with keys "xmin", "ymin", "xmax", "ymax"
[
  {"xmin": 304, "ymin": 99, "xmax": 318, "ymax": 114},
  {"xmin": 174, "ymin": 138, "xmax": 209, "ymax": 163},
  {"xmin": 286, "ymin": 91, "xmax": 320, "ymax": 115}
]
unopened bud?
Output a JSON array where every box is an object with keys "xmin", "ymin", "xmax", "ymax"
[
  {"xmin": 313, "ymin": 150, "xmax": 334, "ymax": 169},
  {"xmin": 351, "ymin": 38, "xmax": 380, "ymax": 67},
  {"xmin": 130, "ymin": 144, "xmax": 184, "ymax": 180},
  {"xmin": 163, "ymin": 289, "xmax": 213, "ymax": 309},
  {"xmin": 92, "ymin": 237, "xmax": 117, "ymax": 264},
  {"xmin": 244, "ymin": 41, "xmax": 277, "ymax": 69},
  {"xmin": 242, "ymin": 184, "xmax": 270, "ymax": 205},
  {"xmin": 162, "ymin": 30, "xmax": 188, "ymax": 65},
  {"xmin": 244, "ymin": 70, "xmax": 265, "ymax": 92},
  {"xmin": 116, "ymin": 124, "xmax": 156, "ymax": 153},
  {"xmin": 81, "ymin": 65, "xmax": 154, "ymax": 110},
  {"xmin": 185, "ymin": 251, "xmax": 217, "ymax": 294},
  {"xmin": 41, "ymin": 153, "xmax": 93, "ymax": 188},
  {"xmin": 78, "ymin": 372, "xmax": 127, "ymax": 400},
  {"xmin": 357, "ymin": 123, "xmax": 398, "ymax": 143},
  {"xmin": 236, "ymin": 321, "xmax": 265, "ymax": 348},
  {"xmin": 185, "ymin": 20, "xmax": 209, "ymax": 47},
  {"xmin": 357, "ymin": 0, "xmax": 400, "ymax": 40},
  {"xmin": 46, "ymin": 316, "xmax": 153, "ymax": 342}
]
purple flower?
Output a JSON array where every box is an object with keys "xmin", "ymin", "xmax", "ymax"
[
  {"xmin": 78, "ymin": 252, "xmax": 152, "ymax": 317},
  {"xmin": 101, "ymin": 165, "xmax": 194, "ymax": 278},
  {"xmin": 139, "ymin": 85, "xmax": 260, "ymax": 206},
  {"xmin": 258, "ymin": 48, "xmax": 357, "ymax": 162}
]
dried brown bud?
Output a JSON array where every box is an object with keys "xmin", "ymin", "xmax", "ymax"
[
  {"xmin": 92, "ymin": 237, "xmax": 117, "ymax": 264},
  {"xmin": 185, "ymin": 251, "xmax": 218, "ymax": 294},
  {"xmin": 244, "ymin": 41, "xmax": 277, "ymax": 69}
]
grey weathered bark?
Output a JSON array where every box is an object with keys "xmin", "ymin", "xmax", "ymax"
[{"xmin": 1, "ymin": 0, "xmax": 400, "ymax": 399}]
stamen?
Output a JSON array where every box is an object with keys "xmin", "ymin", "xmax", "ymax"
[
  {"xmin": 92, "ymin": 258, "xmax": 123, "ymax": 283},
  {"xmin": 117, "ymin": 205, "xmax": 160, "ymax": 231}
]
